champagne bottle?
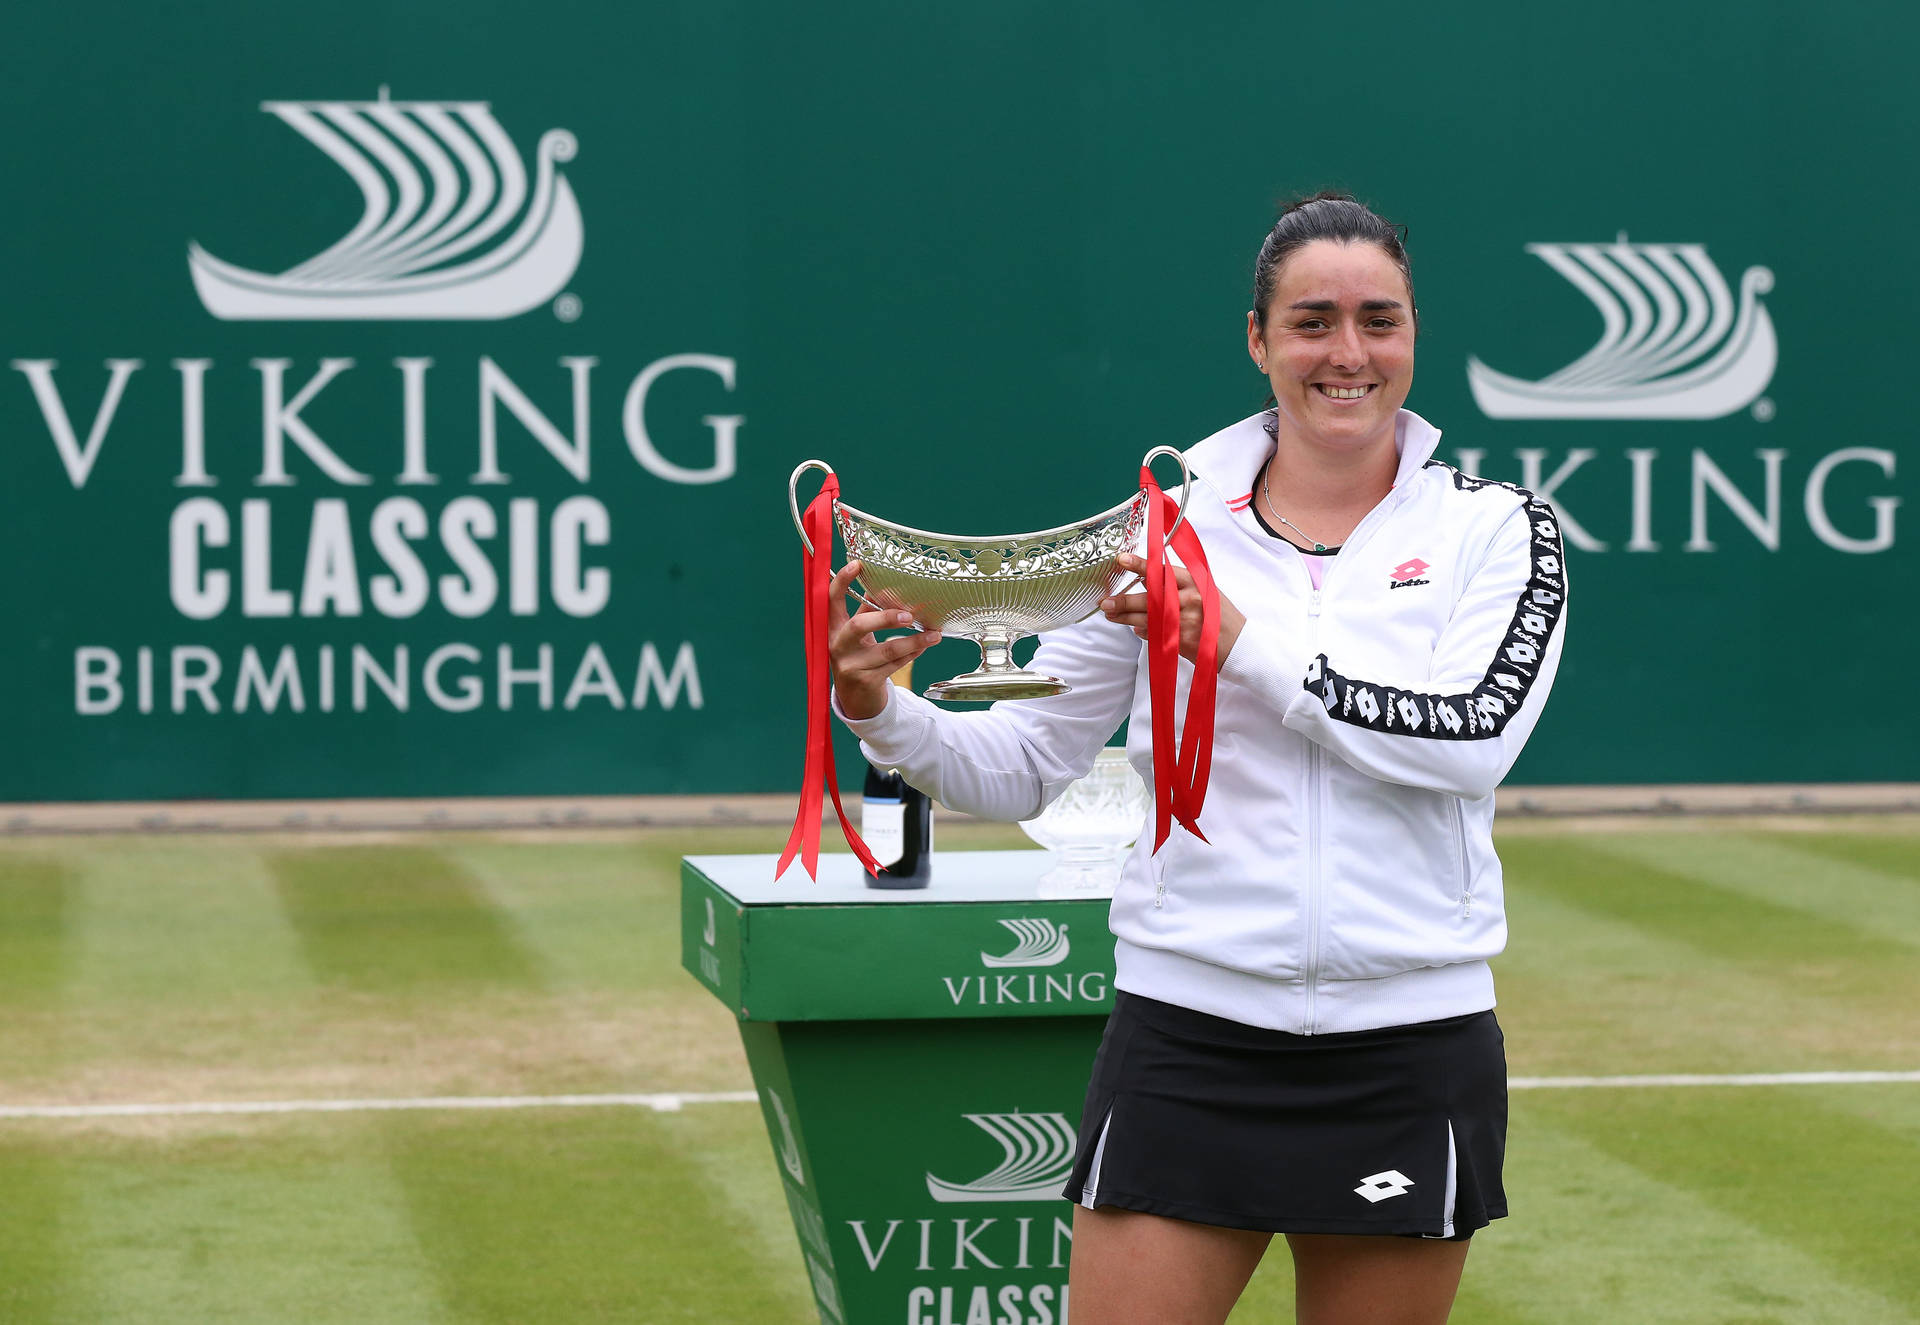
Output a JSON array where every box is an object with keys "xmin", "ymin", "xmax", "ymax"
[{"xmin": 862, "ymin": 662, "xmax": 933, "ymax": 888}]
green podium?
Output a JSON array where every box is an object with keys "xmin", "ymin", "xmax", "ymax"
[{"xmin": 681, "ymin": 851, "xmax": 1115, "ymax": 1325}]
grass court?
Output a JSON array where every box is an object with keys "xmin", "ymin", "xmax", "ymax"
[{"xmin": 0, "ymin": 817, "xmax": 1915, "ymax": 1322}]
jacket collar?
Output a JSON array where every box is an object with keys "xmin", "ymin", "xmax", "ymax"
[{"xmin": 1184, "ymin": 408, "xmax": 1445, "ymax": 507}]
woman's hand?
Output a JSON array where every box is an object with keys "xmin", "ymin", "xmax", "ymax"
[
  {"xmin": 829, "ymin": 560, "xmax": 944, "ymax": 720},
  {"xmin": 1100, "ymin": 553, "xmax": 1245, "ymax": 670}
]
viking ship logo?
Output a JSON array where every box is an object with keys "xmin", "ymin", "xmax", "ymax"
[
  {"xmin": 1466, "ymin": 237, "xmax": 1775, "ymax": 419},
  {"xmin": 766, "ymin": 1088, "xmax": 806, "ymax": 1186},
  {"xmin": 804, "ymin": 1253, "xmax": 845, "ymax": 1322},
  {"xmin": 926, "ymin": 1111, "xmax": 1079, "ymax": 1203},
  {"xmin": 188, "ymin": 89, "xmax": 582, "ymax": 321},
  {"xmin": 980, "ymin": 918, "xmax": 1070, "ymax": 968}
]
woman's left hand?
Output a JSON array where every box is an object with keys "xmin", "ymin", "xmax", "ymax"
[{"xmin": 1101, "ymin": 553, "xmax": 1245, "ymax": 670}]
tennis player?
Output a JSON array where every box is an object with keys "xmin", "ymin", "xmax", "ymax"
[{"xmin": 829, "ymin": 192, "xmax": 1569, "ymax": 1325}]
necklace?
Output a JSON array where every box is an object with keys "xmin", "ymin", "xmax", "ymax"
[{"xmin": 1259, "ymin": 465, "xmax": 1332, "ymax": 552}]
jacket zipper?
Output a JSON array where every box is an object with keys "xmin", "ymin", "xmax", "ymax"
[
  {"xmin": 1449, "ymin": 798, "xmax": 1474, "ymax": 916},
  {"xmin": 1305, "ymin": 741, "xmax": 1324, "ymax": 1034},
  {"xmin": 1303, "ymin": 585, "xmax": 1325, "ymax": 1033},
  {"xmin": 1295, "ymin": 481, "xmax": 1418, "ymax": 1029}
]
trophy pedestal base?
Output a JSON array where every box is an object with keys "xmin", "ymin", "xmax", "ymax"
[
  {"xmin": 1036, "ymin": 857, "xmax": 1122, "ymax": 900},
  {"xmin": 924, "ymin": 670, "xmax": 1070, "ymax": 703}
]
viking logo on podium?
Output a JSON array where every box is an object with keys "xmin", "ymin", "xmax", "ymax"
[
  {"xmin": 926, "ymin": 1112, "xmax": 1079, "ymax": 1203},
  {"xmin": 980, "ymin": 918, "xmax": 1071, "ymax": 968},
  {"xmin": 188, "ymin": 88, "xmax": 582, "ymax": 320},
  {"xmin": 1467, "ymin": 237, "xmax": 1775, "ymax": 420},
  {"xmin": 765, "ymin": 1088, "xmax": 806, "ymax": 1186},
  {"xmin": 803, "ymin": 1253, "xmax": 845, "ymax": 1323}
]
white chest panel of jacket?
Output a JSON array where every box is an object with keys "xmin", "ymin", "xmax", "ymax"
[{"xmin": 840, "ymin": 409, "xmax": 1570, "ymax": 1034}]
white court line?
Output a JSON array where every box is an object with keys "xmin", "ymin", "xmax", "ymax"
[
  {"xmin": 1512, "ymin": 1071, "xmax": 1920, "ymax": 1089},
  {"xmin": 0, "ymin": 1091, "xmax": 759, "ymax": 1120},
  {"xmin": 2, "ymin": 1073, "xmax": 1916, "ymax": 1121}
]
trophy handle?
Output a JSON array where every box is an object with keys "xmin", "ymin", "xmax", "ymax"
[
  {"xmin": 1103, "ymin": 446, "xmax": 1197, "ymax": 601},
  {"xmin": 789, "ymin": 459, "xmax": 836, "ymax": 555},
  {"xmin": 1139, "ymin": 445, "xmax": 1193, "ymax": 544},
  {"xmin": 788, "ymin": 458, "xmax": 902, "ymax": 622}
]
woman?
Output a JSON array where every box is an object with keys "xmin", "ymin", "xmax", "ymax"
[{"xmin": 828, "ymin": 193, "xmax": 1568, "ymax": 1325}]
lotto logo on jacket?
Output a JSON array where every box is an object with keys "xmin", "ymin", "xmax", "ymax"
[{"xmin": 1389, "ymin": 558, "xmax": 1432, "ymax": 589}]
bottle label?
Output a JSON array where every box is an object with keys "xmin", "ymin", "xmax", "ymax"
[{"xmin": 862, "ymin": 797, "xmax": 906, "ymax": 867}]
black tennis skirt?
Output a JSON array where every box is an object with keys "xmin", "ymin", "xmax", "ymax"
[{"xmin": 1063, "ymin": 991, "xmax": 1508, "ymax": 1239}]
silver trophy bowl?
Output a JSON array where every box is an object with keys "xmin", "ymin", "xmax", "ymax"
[{"xmin": 790, "ymin": 447, "xmax": 1191, "ymax": 701}]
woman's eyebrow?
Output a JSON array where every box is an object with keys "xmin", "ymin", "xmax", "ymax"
[{"xmin": 1288, "ymin": 298, "xmax": 1407, "ymax": 311}]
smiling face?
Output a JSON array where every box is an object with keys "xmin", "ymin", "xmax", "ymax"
[{"xmin": 1246, "ymin": 238, "xmax": 1416, "ymax": 454}]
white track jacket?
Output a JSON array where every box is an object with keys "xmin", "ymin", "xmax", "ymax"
[{"xmin": 841, "ymin": 409, "xmax": 1570, "ymax": 1034}]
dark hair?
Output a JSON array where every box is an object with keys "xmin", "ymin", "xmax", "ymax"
[{"xmin": 1251, "ymin": 191, "xmax": 1415, "ymax": 329}]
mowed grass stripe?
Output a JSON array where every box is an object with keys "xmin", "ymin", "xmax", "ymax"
[
  {"xmin": 1498, "ymin": 837, "xmax": 1914, "ymax": 1003},
  {"xmin": 71, "ymin": 841, "xmax": 314, "ymax": 1004},
  {"xmin": 0, "ymin": 857, "xmax": 73, "ymax": 1003},
  {"xmin": 47, "ymin": 843, "xmax": 338, "ymax": 1103},
  {"xmin": 659, "ymin": 1103, "xmax": 820, "ymax": 1321},
  {"xmin": 1777, "ymin": 828, "xmax": 1920, "ymax": 883},
  {"xmin": 445, "ymin": 832, "xmax": 790, "ymax": 993},
  {"xmin": 269, "ymin": 847, "xmax": 541, "ymax": 991},
  {"xmin": 0, "ymin": 856, "xmax": 78, "ymax": 1100},
  {"xmin": 1495, "ymin": 884, "xmax": 1916, "ymax": 1076},
  {"xmin": 57, "ymin": 1123, "xmax": 452, "ymax": 1325},
  {"xmin": 0, "ymin": 1142, "xmax": 81, "ymax": 1323},
  {"xmin": 383, "ymin": 1107, "xmax": 812, "ymax": 1323},
  {"xmin": 1808, "ymin": 1081, "xmax": 1920, "ymax": 1152},
  {"xmin": 443, "ymin": 837, "xmax": 774, "ymax": 1095},
  {"xmin": 441, "ymin": 839, "xmax": 683, "ymax": 993},
  {"xmin": 1582, "ymin": 831, "xmax": 1920, "ymax": 950},
  {"xmin": 1442, "ymin": 1105, "xmax": 1911, "ymax": 1325},
  {"xmin": 1521, "ymin": 1086, "xmax": 1920, "ymax": 1313}
]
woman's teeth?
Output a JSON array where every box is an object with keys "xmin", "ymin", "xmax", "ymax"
[{"xmin": 1318, "ymin": 385, "xmax": 1371, "ymax": 400}]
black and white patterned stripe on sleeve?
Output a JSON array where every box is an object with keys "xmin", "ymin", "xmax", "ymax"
[{"xmin": 1303, "ymin": 471, "xmax": 1567, "ymax": 741}]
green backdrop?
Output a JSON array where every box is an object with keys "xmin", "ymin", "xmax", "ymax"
[{"xmin": 1, "ymin": 0, "xmax": 1909, "ymax": 800}]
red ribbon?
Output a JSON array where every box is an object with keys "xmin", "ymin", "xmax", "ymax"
[
  {"xmin": 778, "ymin": 474, "xmax": 884, "ymax": 881},
  {"xmin": 1140, "ymin": 465, "xmax": 1219, "ymax": 850}
]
